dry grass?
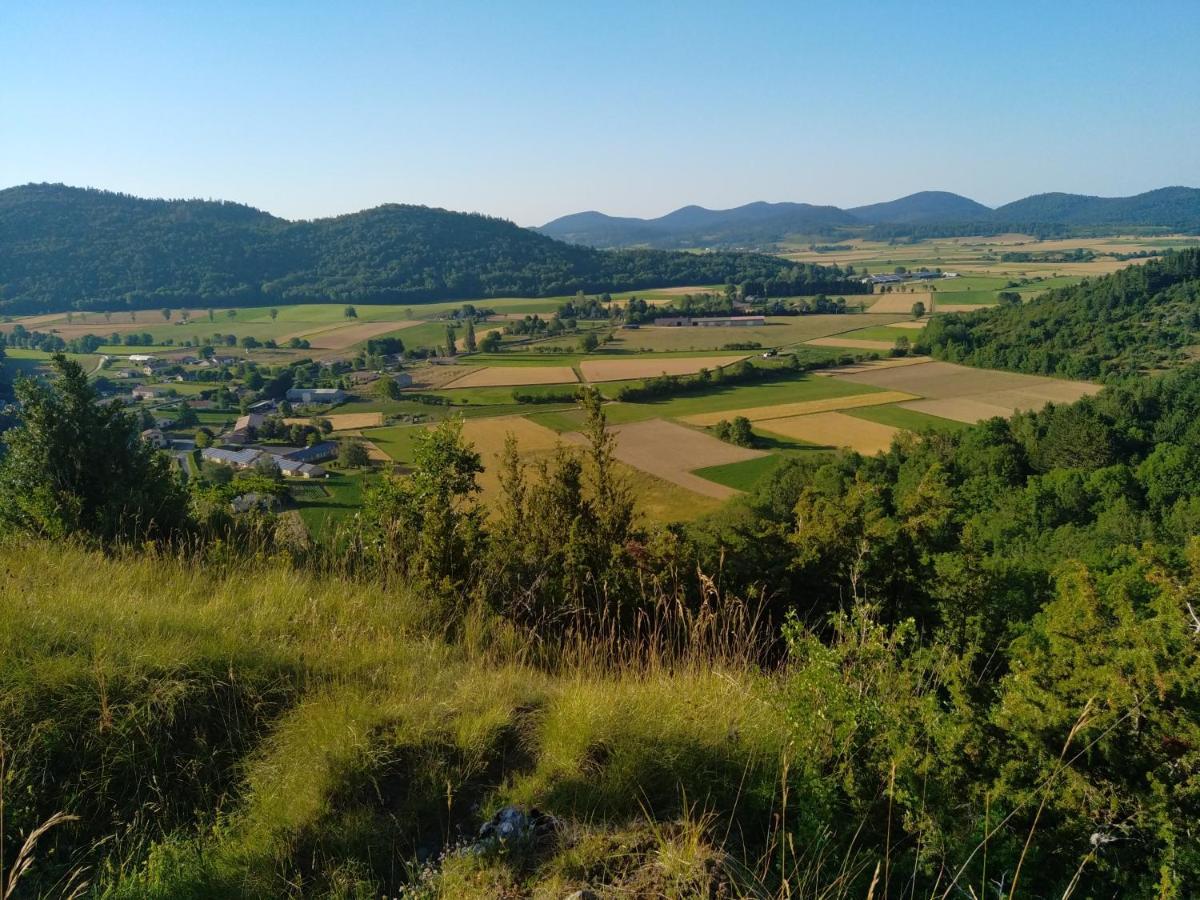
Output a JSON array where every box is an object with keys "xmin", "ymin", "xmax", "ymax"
[
  {"xmin": 757, "ymin": 411, "xmax": 902, "ymax": 455},
  {"xmin": 284, "ymin": 413, "xmax": 383, "ymax": 431},
  {"xmin": 888, "ymin": 319, "xmax": 928, "ymax": 330},
  {"xmin": 564, "ymin": 419, "xmax": 764, "ymax": 500},
  {"xmin": 680, "ymin": 390, "xmax": 919, "ymax": 427},
  {"xmin": 443, "ymin": 365, "xmax": 578, "ymax": 388},
  {"xmin": 580, "ymin": 355, "xmax": 747, "ymax": 382},
  {"xmin": 835, "ymin": 360, "xmax": 1099, "ymax": 403},
  {"xmin": 828, "ymin": 360, "xmax": 1101, "ymax": 424},
  {"xmin": 866, "ymin": 291, "xmax": 933, "ymax": 314},
  {"xmin": 806, "ymin": 336, "xmax": 896, "ymax": 351},
  {"xmin": 811, "ymin": 356, "xmax": 933, "ymax": 377}
]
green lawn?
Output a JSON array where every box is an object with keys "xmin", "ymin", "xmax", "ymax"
[
  {"xmin": 691, "ymin": 455, "xmax": 789, "ymax": 492},
  {"xmin": 293, "ymin": 471, "xmax": 375, "ymax": 537}
]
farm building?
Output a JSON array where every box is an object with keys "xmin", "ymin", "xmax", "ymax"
[
  {"xmin": 282, "ymin": 441, "xmax": 338, "ymax": 464},
  {"xmin": 131, "ymin": 386, "xmax": 162, "ymax": 401},
  {"xmin": 140, "ymin": 428, "xmax": 168, "ymax": 449},
  {"xmin": 201, "ymin": 447, "xmax": 263, "ymax": 469},
  {"xmin": 225, "ymin": 412, "xmax": 268, "ymax": 444},
  {"xmin": 286, "ymin": 387, "xmax": 347, "ymax": 404},
  {"xmin": 390, "ymin": 371, "xmax": 414, "ymax": 387}
]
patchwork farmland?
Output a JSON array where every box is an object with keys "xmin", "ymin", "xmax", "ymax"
[{"xmin": 2, "ymin": 244, "xmax": 1124, "ymax": 531}]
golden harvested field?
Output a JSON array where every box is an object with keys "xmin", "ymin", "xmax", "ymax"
[
  {"xmin": 443, "ymin": 365, "xmax": 578, "ymax": 388},
  {"xmin": 457, "ymin": 415, "xmax": 720, "ymax": 521},
  {"xmin": 307, "ymin": 320, "xmax": 422, "ymax": 350},
  {"xmin": 406, "ymin": 364, "xmax": 479, "ymax": 389},
  {"xmin": 834, "ymin": 360, "xmax": 1100, "ymax": 422},
  {"xmin": 867, "ymin": 291, "xmax": 933, "ymax": 314},
  {"xmin": 806, "ymin": 336, "xmax": 896, "ymax": 351},
  {"xmin": 889, "ymin": 320, "xmax": 929, "ymax": 330},
  {"xmin": 897, "ymin": 398, "xmax": 1019, "ymax": 423},
  {"xmin": 566, "ymin": 419, "xmax": 764, "ymax": 500},
  {"xmin": 758, "ymin": 411, "xmax": 901, "ymax": 455},
  {"xmin": 285, "ymin": 413, "xmax": 383, "ymax": 431},
  {"xmin": 680, "ymin": 390, "xmax": 919, "ymax": 427},
  {"xmin": 580, "ymin": 355, "xmax": 746, "ymax": 382}
]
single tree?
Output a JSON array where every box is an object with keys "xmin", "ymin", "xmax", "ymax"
[
  {"xmin": 445, "ymin": 325, "xmax": 458, "ymax": 357},
  {"xmin": 339, "ymin": 440, "xmax": 371, "ymax": 469},
  {"xmin": 270, "ymin": 308, "xmax": 279, "ymax": 321},
  {"xmin": 911, "ymin": 301, "xmax": 926, "ymax": 319},
  {"xmin": 464, "ymin": 319, "xmax": 477, "ymax": 352},
  {"xmin": 344, "ymin": 306, "xmax": 358, "ymax": 319},
  {"xmin": 0, "ymin": 355, "xmax": 190, "ymax": 543}
]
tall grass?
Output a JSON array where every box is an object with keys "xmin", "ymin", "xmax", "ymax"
[{"xmin": 1, "ymin": 538, "xmax": 1136, "ymax": 897}]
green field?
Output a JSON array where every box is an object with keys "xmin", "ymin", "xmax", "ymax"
[{"xmin": 692, "ymin": 454, "xmax": 790, "ymax": 491}]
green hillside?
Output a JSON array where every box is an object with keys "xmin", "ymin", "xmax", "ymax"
[
  {"xmin": 0, "ymin": 184, "xmax": 860, "ymax": 315},
  {"xmin": 924, "ymin": 248, "xmax": 1200, "ymax": 378}
]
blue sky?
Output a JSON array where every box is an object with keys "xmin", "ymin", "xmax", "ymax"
[{"xmin": 2, "ymin": 1, "xmax": 1197, "ymax": 225}]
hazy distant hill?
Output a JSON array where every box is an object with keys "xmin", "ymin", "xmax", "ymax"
[
  {"xmin": 538, "ymin": 201, "xmax": 856, "ymax": 248},
  {"xmin": 847, "ymin": 191, "xmax": 992, "ymax": 225},
  {"xmin": 540, "ymin": 187, "xmax": 1200, "ymax": 248},
  {"xmin": 0, "ymin": 184, "xmax": 809, "ymax": 315}
]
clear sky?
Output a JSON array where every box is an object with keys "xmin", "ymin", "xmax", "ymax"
[{"xmin": 2, "ymin": 1, "xmax": 1198, "ymax": 226}]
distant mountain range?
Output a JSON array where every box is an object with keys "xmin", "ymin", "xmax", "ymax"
[{"xmin": 538, "ymin": 187, "xmax": 1200, "ymax": 248}]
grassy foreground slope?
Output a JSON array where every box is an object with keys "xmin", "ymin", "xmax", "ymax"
[{"xmin": 1, "ymin": 541, "xmax": 787, "ymax": 898}]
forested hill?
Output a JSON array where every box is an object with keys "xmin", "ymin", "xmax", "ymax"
[
  {"xmin": 924, "ymin": 248, "xmax": 1200, "ymax": 379},
  {"xmin": 0, "ymin": 184, "xmax": 839, "ymax": 315}
]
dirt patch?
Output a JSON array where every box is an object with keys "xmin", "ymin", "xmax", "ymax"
[
  {"xmin": 758, "ymin": 411, "xmax": 901, "ymax": 455},
  {"xmin": 444, "ymin": 366, "xmax": 578, "ymax": 388},
  {"xmin": 404, "ymin": 364, "xmax": 479, "ymax": 389},
  {"xmin": 564, "ymin": 418, "xmax": 763, "ymax": 500},
  {"xmin": 806, "ymin": 336, "xmax": 897, "ymax": 351},
  {"xmin": 680, "ymin": 390, "xmax": 919, "ymax": 427},
  {"xmin": 579, "ymin": 355, "xmax": 746, "ymax": 382},
  {"xmin": 285, "ymin": 413, "xmax": 384, "ymax": 431}
]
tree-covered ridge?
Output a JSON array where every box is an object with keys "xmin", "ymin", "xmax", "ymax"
[
  {"xmin": 0, "ymin": 183, "xmax": 838, "ymax": 315},
  {"xmin": 923, "ymin": 248, "xmax": 1200, "ymax": 379}
]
